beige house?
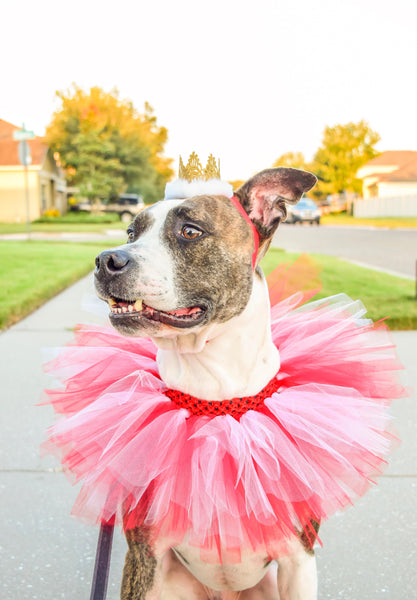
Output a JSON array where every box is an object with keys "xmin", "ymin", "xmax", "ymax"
[
  {"xmin": 357, "ymin": 151, "xmax": 417, "ymax": 199},
  {"xmin": 0, "ymin": 119, "xmax": 67, "ymax": 223}
]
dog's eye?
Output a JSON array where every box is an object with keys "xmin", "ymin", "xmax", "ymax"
[
  {"xmin": 127, "ymin": 230, "xmax": 135, "ymax": 243},
  {"xmin": 181, "ymin": 225, "xmax": 203, "ymax": 240}
]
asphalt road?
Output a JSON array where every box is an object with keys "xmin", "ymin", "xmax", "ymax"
[{"xmin": 273, "ymin": 224, "xmax": 417, "ymax": 278}]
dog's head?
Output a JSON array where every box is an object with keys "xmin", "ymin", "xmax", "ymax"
[{"xmin": 94, "ymin": 167, "xmax": 316, "ymax": 338}]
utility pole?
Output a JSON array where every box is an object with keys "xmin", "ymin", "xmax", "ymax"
[{"xmin": 13, "ymin": 124, "xmax": 35, "ymax": 238}]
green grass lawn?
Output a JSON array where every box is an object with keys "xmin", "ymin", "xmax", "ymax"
[
  {"xmin": 262, "ymin": 249, "xmax": 417, "ymax": 330},
  {"xmin": 0, "ymin": 240, "xmax": 123, "ymax": 329},
  {"xmin": 321, "ymin": 212, "xmax": 417, "ymax": 228},
  {"xmin": 1, "ymin": 242, "xmax": 416, "ymax": 331},
  {"xmin": 0, "ymin": 211, "xmax": 130, "ymax": 234}
]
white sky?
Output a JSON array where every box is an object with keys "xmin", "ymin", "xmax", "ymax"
[{"xmin": 2, "ymin": 0, "xmax": 417, "ymax": 181}]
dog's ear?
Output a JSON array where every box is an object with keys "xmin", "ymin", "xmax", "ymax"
[{"xmin": 234, "ymin": 167, "xmax": 317, "ymax": 256}]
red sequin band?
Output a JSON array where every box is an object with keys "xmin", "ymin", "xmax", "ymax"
[{"xmin": 165, "ymin": 376, "xmax": 280, "ymax": 419}]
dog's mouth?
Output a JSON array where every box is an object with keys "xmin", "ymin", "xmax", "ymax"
[{"xmin": 107, "ymin": 297, "xmax": 207, "ymax": 329}]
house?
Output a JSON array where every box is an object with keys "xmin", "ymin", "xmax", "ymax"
[
  {"xmin": 357, "ymin": 151, "xmax": 417, "ymax": 199},
  {"xmin": 0, "ymin": 119, "xmax": 67, "ymax": 223}
]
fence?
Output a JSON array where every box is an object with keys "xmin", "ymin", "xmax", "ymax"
[{"xmin": 353, "ymin": 195, "xmax": 417, "ymax": 218}]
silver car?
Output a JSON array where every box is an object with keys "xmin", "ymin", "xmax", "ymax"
[{"xmin": 286, "ymin": 198, "xmax": 320, "ymax": 225}]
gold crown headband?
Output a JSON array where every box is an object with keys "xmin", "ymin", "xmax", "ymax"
[
  {"xmin": 179, "ymin": 152, "xmax": 221, "ymax": 182},
  {"xmin": 164, "ymin": 152, "xmax": 232, "ymax": 202}
]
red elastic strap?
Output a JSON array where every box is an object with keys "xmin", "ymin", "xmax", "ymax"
[{"xmin": 230, "ymin": 195, "xmax": 259, "ymax": 269}]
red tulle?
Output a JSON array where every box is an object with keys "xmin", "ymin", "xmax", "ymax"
[{"xmin": 41, "ymin": 259, "xmax": 406, "ymax": 563}]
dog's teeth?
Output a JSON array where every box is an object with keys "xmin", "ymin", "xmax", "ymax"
[
  {"xmin": 108, "ymin": 298, "xmax": 117, "ymax": 307},
  {"xmin": 134, "ymin": 299, "xmax": 143, "ymax": 311},
  {"xmin": 122, "ymin": 306, "xmax": 127, "ymax": 313},
  {"xmin": 128, "ymin": 305, "xmax": 134, "ymax": 312},
  {"xmin": 117, "ymin": 308, "xmax": 122, "ymax": 314}
]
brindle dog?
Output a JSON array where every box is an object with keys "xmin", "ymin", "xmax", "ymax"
[{"xmin": 94, "ymin": 168, "xmax": 319, "ymax": 600}]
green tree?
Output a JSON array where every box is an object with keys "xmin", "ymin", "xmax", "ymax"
[
  {"xmin": 65, "ymin": 129, "xmax": 124, "ymax": 206},
  {"xmin": 312, "ymin": 120, "xmax": 380, "ymax": 197},
  {"xmin": 46, "ymin": 85, "xmax": 173, "ymax": 204}
]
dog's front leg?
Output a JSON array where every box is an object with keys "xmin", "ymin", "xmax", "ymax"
[
  {"xmin": 121, "ymin": 528, "xmax": 163, "ymax": 600},
  {"xmin": 277, "ymin": 545, "xmax": 317, "ymax": 600}
]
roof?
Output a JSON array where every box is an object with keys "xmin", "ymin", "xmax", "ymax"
[
  {"xmin": 364, "ymin": 150, "xmax": 417, "ymax": 169},
  {"xmin": 360, "ymin": 150, "xmax": 417, "ymax": 184},
  {"xmin": 376, "ymin": 165, "xmax": 417, "ymax": 183},
  {"xmin": 0, "ymin": 119, "xmax": 48, "ymax": 166}
]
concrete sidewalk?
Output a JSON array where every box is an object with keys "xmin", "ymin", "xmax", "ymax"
[
  {"xmin": 0, "ymin": 229, "xmax": 126, "ymax": 242},
  {"xmin": 1, "ymin": 274, "xmax": 416, "ymax": 599}
]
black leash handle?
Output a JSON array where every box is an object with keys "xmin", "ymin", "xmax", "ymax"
[{"xmin": 90, "ymin": 520, "xmax": 115, "ymax": 600}]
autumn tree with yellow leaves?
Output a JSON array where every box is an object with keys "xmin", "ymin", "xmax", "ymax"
[
  {"xmin": 273, "ymin": 120, "xmax": 380, "ymax": 199},
  {"xmin": 46, "ymin": 85, "xmax": 173, "ymax": 204},
  {"xmin": 312, "ymin": 120, "xmax": 380, "ymax": 197},
  {"xmin": 273, "ymin": 151, "xmax": 309, "ymax": 171}
]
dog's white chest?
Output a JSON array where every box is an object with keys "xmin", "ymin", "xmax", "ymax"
[{"xmin": 172, "ymin": 544, "xmax": 270, "ymax": 592}]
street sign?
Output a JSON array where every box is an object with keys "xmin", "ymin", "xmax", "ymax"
[
  {"xmin": 13, "ymin": 128, "xmax": 35, "ymax": 141},
  {"xmin": 18, "ymin": 140, "xmax": 32, "ymax": 166}
]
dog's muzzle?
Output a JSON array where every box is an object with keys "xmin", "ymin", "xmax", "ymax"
[{"xmin": 94, "ymin": 249, "xmax": 208, "ymax": 329}]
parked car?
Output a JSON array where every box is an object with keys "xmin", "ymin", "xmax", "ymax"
[
  {"xmin": 107, "ymin": 194, "xmax": 145, "ymax": 222},
  {"xmin": 286, "ymin": 198, "xmax": 321, "ymax": 225},
  {"xmin": 72, "ymin": 194, "xmax": 145, "ymax": 223}
]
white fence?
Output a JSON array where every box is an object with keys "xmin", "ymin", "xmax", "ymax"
[{"xmin": 353, "ymin": 195, "xmax": 417, "ymax": 218}]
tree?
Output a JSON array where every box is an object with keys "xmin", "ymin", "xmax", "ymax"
[
  {"xmin": 273, "ymin": 151, "xmax": 309, "ymax": 171},
  {"xmin": 64, "ymin": 129, "xmax": 125, "ymax": 205},
  {"xmin": 312, "ymin": 120, "xmax": 380, "ymax": 197},
  {"xmin": 229, "ymin": 179, "xmax": 245, "ymax": 191},
  {"xmin": 46, "ymin": 85, "xmax": 173, "ymax": 204}
]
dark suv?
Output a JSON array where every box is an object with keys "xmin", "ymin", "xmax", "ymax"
[
  {"xmin": 106, "ymin": 194, "xmax": 145, "ymax": 223},
  {"xmin": 74, "ymin": 194, "xmax": 145, "ymax": 223}
]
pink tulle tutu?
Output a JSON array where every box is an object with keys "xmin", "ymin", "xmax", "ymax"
[{"xmin": 41, "ymin": 264, "xmax": 405, "ymax": 563}]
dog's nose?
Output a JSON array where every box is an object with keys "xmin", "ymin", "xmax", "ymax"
[{"xmin": 95, "ymin": 250, "xmax": 131, "ymax": 276}]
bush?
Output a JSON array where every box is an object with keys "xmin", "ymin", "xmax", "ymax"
[{"xmin": 42, "ymin": 209, "xmax": 61, "ymax": 218}]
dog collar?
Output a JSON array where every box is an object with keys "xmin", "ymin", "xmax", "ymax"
[
  {"xmin": 230, "ymin": 196, "xmax": 259, "ymax": 269},
  {"xmin": 165, "ymin": 375, "xmax": 280, "ymax": 420}
]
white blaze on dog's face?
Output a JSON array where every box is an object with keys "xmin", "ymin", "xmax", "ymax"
[{"xmin": 94, "ymin": 167, "xmax": 317, "ymax": 338}]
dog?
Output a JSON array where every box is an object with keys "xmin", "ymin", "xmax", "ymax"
[{"xmin": 94, "ymin": 167, "xmax": 318, "ymax": 600}]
